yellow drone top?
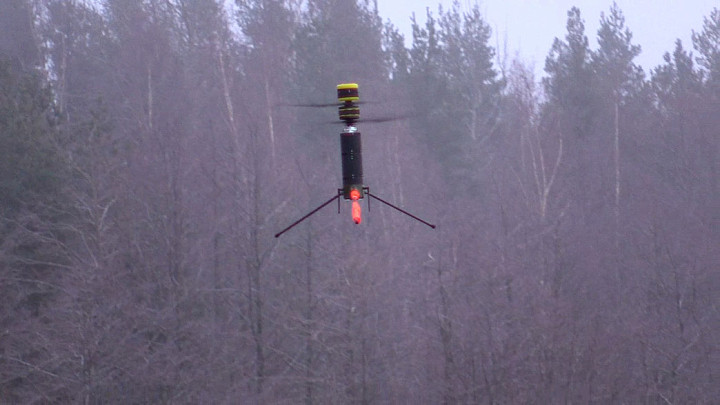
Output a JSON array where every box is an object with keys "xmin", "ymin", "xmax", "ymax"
[
  {"xmin": 337, "ymin": 83, "xmax": 359, "ymax": 102},
  {"xmin": 337, "ymin": 83, "xmax": 360, "ymax": 125}
]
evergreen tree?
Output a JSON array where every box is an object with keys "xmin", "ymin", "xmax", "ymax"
[
  {"xmin": 592, "ymin": 2, "xmax": 644, "ymax": 101},
  {"xmin": 0, "ymin": 58, "xmax": 70, "ymax": 403},
  {"xmin": 690, "ymin": 9, "xmax": 720, "ymax": 217},
  {"xmin": 692, "ymin": 7, "xmax": 720, "ymax": 96},
  {"xmin": 43, "ymin": 0, "xmax": 112, "ymax": 121},
  {"xmin": 542, "ymin": 6, "xmax": 598, "ymax": 226},
  {"xmin": 294, "ymin": 0, "xmax": 385, "ymax": 97},
  {"xmin": 640, "ymin": 21, "xmax": 720, "ymax": 402},
  {"xmin": 543, "ymin": 7, "xmax": 593, "ymax": 138},
  {"xmin": 652, "ymin": 40, "xmax": 702, "ymax": 109},
  {"xmin": 407, "ymin": 7, "xmax": 444, "ymax": 129},
  {"xmin": 0, "ymin": 0, "xmax": 39, "ymax": 70},
  {"xmin": 406, "ymin": 3, "xmax": 501, "ymax": 194},
  {"xmin": 237, "ymin": 0, "xmax": 295, "ymax": 163},
  {"xmin": 0, "ymin": 65, "xmax": 63, "ymax": 213},
  {"xmin": 383, "ymin": 21, "xmax": 410, "ymax": 83},
  {"xmin": 437, "ymin": 2, "xmax": 502, "ymax": 189},
  {"xmin": 591, "ymin": 1, "xmax": 644, "ymax": 239}
]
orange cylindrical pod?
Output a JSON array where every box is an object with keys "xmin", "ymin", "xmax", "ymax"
[{"xmin": 352, "ymin": 201, "xmax": 362, "ymax": 224}]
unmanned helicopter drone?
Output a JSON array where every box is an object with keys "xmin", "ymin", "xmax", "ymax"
[{"xmin": 275, "ymin": 83, "xmax": 435, "ymax": 238}]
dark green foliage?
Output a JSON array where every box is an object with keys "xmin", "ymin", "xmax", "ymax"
[
  {"xmin": 692, "ymin": 8, "xmax": 720, "ymax": 96},
  {"xmin": 407, "ymin": 9, "xmax": 448, "ymax": 163},
  {"xmin": 383, "ymin": 22, "xmax": 410, "ymax": 82},
  {"xmin": 407, "ymin": 3, "xmax": 502, "ymax": 194},
  {"xmin": 592, "ymin": 2, "xmax": 644, "ymax": 100},
  {"xmin": 437, "ymin": 4, "xmax": 502, "ymax": 185},
  {"xmin": 652, "ymin": 40, "xmax": 703, "ymax": 115},
  {"xmin": 543, "ymin": 7, "xmax": 593, "ymax": 138},
  {"xmin": 0, "ymin": 0, "xmax": 39, "ymax": 69},
  {"xmin": 44, "ymin": 0, "xmax": 114, "ymax": 120},
  {"xmin": 0, "ymin": 58, "xmax": 70, "ymax": 405},
  {"xmin": 0, "ymin": 62, "xmax": 63, "ymax": 213},
  {"xmin": 293, "ymin": 0, "xmax": 385, "ymax": 96}
]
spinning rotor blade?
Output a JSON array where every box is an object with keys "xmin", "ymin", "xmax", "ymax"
[
  {"xmin": 278, "ymin": 102, "xmax": 341, "ymax": 108},
  {"xmin": 327, "ymin": 112, "xmax": 417, "ymax": 125},
  {"xmin": 360, "ymin": 114, "xmax": 412, "ymax": 123},
  {"xmin": 277, "ymin": 100, "xmax": 377, "ymax": 108}
]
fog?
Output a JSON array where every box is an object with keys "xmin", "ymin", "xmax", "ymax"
[{"xmin": 1, "ymin": 0, "xmax": 718, "ymax": 403}]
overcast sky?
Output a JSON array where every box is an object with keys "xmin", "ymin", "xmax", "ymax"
[{"xmin": 375, "ymin": 0, "xmax": 717, "ymax": 76}]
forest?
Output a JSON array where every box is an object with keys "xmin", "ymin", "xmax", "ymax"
[{"xmin": 0, "ymin": 0, "xmax": 718, "ymax": 403}]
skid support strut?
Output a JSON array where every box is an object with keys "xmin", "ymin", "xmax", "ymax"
[
  {"xmin": 274, "ymin": 192, "xmax": 342, "ymax": 238},
  {"xmin": 365, "ymin": 190, "xmax": 435, "ymax": 229},
  {"xmin": 274, "ymin": 188, "xmax": 435, "ymax": 238}
]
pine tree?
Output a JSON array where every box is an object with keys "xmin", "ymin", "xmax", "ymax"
[
  {"xmin": 692, "ymin": 7, "xmax": 720, "ymax": 96},
  {"xmin": 437, "ymin": 3, "xmax": 502, "ymax": 191},
  {"xmin": 591, "ymin": 2, "xmax": 643, "ymax": 243},
  {"xmin": 592, "ymin": 2, "xmax": 644, "ymax": 101},
  {"xmin": 543, "ymin": 7, "xmax": 593, "ymax": 138},
  {"xmin": 0, "ymin": 0, "xmax": 39, "ymax": 70},
  {"xmin": 406, "ymin": 3, "xmax": 502, "ymax": 194},
  {"xmin": 383, "ymin": 21, "xmax": 410, "ymax": 83},
  {"xmin": 0, "ymin": 56, "xmax": 71, "ymax": 403},
  {"xmin": 652, "ymin": 40, "xmax": 702, "ymax": 110},
  {"xmin": 542, "ymin": 6, "xmax": 598, "ymax": 225},
  {"xmin": 691, "ymin": 8, "xmax": 720, "ymax": 223}
]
